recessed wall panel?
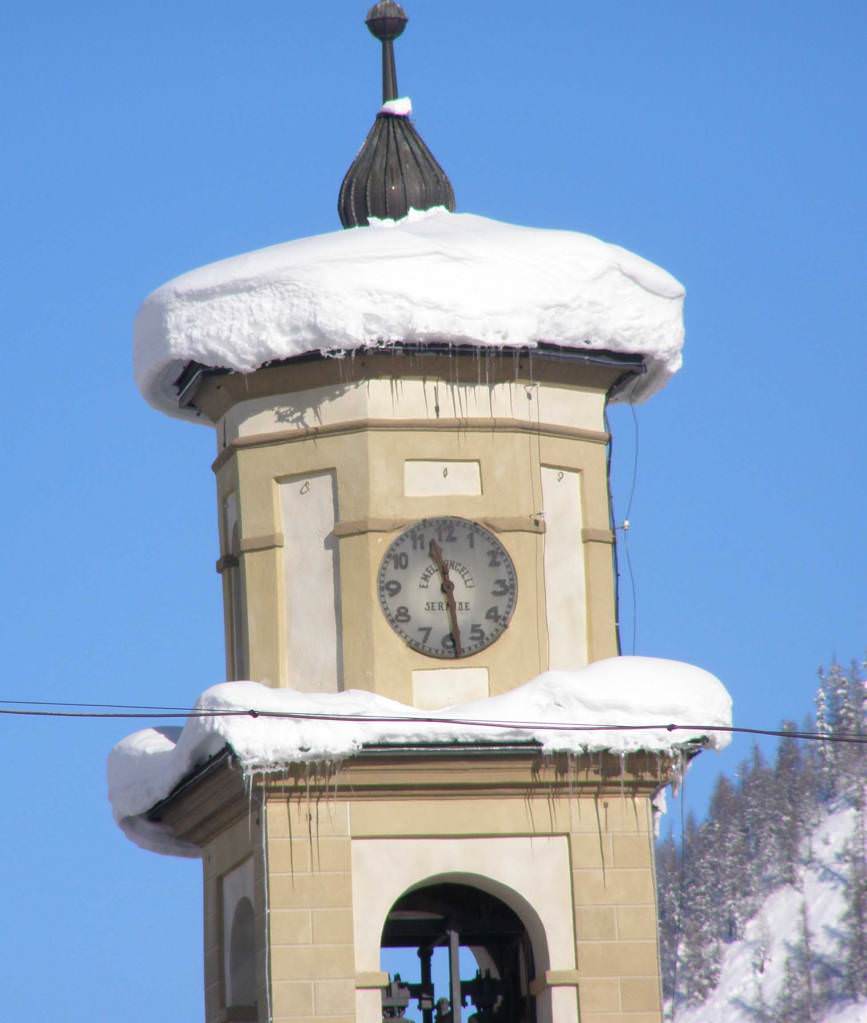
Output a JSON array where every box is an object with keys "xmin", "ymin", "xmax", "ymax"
[
  {"xmin": 411, "ymin": 667, "xmax": 490, "ymax": 708},
  {"xmin": 223, "ymin": 492, "xmax": 246, "ymax": 679},
  {"xmin": 280, "ymin": 472, "xmax": 342, "ymax": 692},
  {"xmin": 541, "ymin": 466, "xmax": 588, "ymax": 668},
  {"xmin": 221, "ymin": 857, "xmax": 255, "ymax": 1008}
]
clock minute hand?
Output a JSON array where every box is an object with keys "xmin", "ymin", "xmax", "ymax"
[{"xmin": 428, "ymin": 539, "xmax": 463, "ymax": 658}]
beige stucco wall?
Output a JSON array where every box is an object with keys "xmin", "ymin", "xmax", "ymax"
[
  {"xmin": 220, "ymin": 372, "xmax": 609, "ymax": 445},
  {"xmin": 264, "ymin": 801, "xmax": 356, "ymax": 1022}
]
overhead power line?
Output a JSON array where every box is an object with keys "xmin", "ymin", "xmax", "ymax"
[
  {"xmin": 0, "ymin": 701, "xmax": 864, "ymax": 743},
  {"xmin": 0, "ymin": 698, "xmax": 194, "ymax": 711}
]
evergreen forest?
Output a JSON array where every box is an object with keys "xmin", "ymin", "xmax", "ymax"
[{"xmin": 656, "ymin": 658, "xmax": 866, "ymax": 1022}]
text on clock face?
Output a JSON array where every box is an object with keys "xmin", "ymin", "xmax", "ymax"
[
  {"xmin": 425, "ymin": 600, "xmax": 472, "ymax": 612},
  {"xmin": 418, "ymin": 560, "xmax": 476, "ymax": 589}
]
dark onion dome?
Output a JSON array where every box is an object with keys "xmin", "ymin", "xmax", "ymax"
[{"xmin": 338, "ymin": 2, "xmax": 456, "ymax": 228}]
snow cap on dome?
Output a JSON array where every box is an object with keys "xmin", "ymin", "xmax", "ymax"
[{"xmin": 133, "ymin": 209, "xmax": 685, "ymax": 421}]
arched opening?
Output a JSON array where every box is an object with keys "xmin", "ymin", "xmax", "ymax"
[{"xmin": 380, "ymin": 882, "xmax": 536, "ymax": 1022}]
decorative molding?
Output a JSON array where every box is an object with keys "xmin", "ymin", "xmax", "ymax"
[
  {"xmin": 212, "ymin": 417, "xmax": 609, "ymax": 472},
  {"xmin": 332, "ymin": 515, "xmax": 545, "ymax": 538},
  {"xmin": 582, "ymin": 527, "xmax": 615, "ymax": 544},
  {"xmin": 355, "ymin": 971, "xmax": 390, "ymax": 989},
  {"xmin": 333, "ymin": 518, "xmax": 409, "ymax": 538},
  {"xmin": 152, "ymin": 750, "xmax": 669, "ymax": 848},
  {"xmin": 528, "ymin": 969, "xmax": 582, "ymax": 996},
  {"xmin": 239, "ymin": 533, "xmax": 284, "ymax": 554},
  {"xmin": 483, "ymin": 515, "xmax": 545, "ymax": 534}
]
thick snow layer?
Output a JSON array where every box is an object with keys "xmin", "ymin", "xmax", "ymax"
[
  {"xmin": 671, "ymin": 806, "xmax": 867, "ymax": 1023},
  {"xmin": 134, "ymin": 208, "xmax": 685, "ymax": 420},
  {"xmin": 108, "ymin": 656, "xmax": 730, "ymax": 857}
]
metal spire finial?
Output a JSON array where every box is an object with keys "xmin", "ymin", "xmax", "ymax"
[
  {"xmin": 365, "ymin": 1, "xmax": 408, "ymax": 102},
  {"xmin": 338, "ymin": 3, "xmax": 456, "ymax": 228}
]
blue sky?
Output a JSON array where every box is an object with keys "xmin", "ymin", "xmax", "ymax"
[{"xmin": 1, "ymin": 1, "xmax": 863, "ymax": 1017}]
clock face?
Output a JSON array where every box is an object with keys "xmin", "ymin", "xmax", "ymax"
[{"xmin": 377, "ymin": 516, "xmax": 518, "ymax": 659}]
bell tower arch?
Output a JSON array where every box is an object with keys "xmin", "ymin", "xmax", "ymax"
[{"xmin": 380, "ymin": 881, "xmax": 538, "ymax": 1022}]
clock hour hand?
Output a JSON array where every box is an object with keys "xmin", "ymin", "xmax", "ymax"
[{"xmin": 428, "ymin": 539, "xmax": 463, "ymax": 657}]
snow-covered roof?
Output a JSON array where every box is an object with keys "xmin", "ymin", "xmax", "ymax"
[
  {"xmin": 134, "ymin": 209, "xmax": 685, "ymax": 421},
  {"xmin": 108, "ymin": 656, "xmax": 731, "ymax": 857}
]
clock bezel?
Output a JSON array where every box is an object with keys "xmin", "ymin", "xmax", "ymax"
[{"xmin": 376, "ymin": 515, "xmax": 518, "ymax": 660}]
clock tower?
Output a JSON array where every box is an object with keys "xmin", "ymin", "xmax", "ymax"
[
  {"xmin": 188, "ymin": 337, "xmax": 634, "ymax": 711},
  {"xmin": 114, "ymin": 5, "xmax": 731, "ymax": 1023}
]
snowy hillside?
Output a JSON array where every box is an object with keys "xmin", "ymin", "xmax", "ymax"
[
  {"xmin": 658, "ymin": 659, "xmax": 866, "ymax": 1023},
  {"xmin": 670, "ymin": 805, "xmax": 866, "ymax": 1023}
]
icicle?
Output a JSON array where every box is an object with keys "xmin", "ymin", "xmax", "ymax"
[
  {"xmin": 303, "ymin": 762, "xmax": 315, "ymax": 849},
  {"xmin": 542, "ymin": 752, "xmax": 560, "ymax": 829},
  {"xmin": 246, "ymin": 771, "xmax": 254, "ymax": 841},
  {"xmin": 592, "ymin": 792, "xmax": 608, "ymax": 884},
  {"xmin": 650, "ymin": 784, "xmax": 668, "ymax": 838},
  {"xmin": 242, "ymin": 768, "xmax": 257, "ymax": 844},
  {"xmin": 669, "ymin": 747, "xmax": 687, "ymax": 799}
]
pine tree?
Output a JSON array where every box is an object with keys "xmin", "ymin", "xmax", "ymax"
[
  {"xmin": 706, "ymin": 773, "xmax": 748, "ymax": 940},
  {"xmin": 678, "ymin": 813, "xmax": 722, "ymax": 1006},
  {"xmin": 833, "ymin": 661, "xmax": 859, "ymax": 799},
  {"xmin": 818, "ymin": 659, "xmax": 867, "ymax": 804},
  {"xmin": 749, "ymin": 918, "xmax": 774, "ymax": 1022},
  {"xmin": 773, "ymin": 899, "xmax": 816, "ymax": 1023},
  {"xmin": 840, "ymin": 660, "xmax": 866, "ymax": 801},
  {"xmin": 655, "ymin": 830, "xmax": 680, "ymax": 1003},
  {"xmin": 799, "ymin": 899, "xmax": 817, "ymax": 1022},
  {"xmin": 839, "ymin": 794, "xmax": 867, "ymax": 1000},
  {"xmin": 751, "ymin": 978, "xmax": 774, "ymax": 1023},
  {"xmin": 773, "ymin": 722, "xmax": 807, "ymax": 885},
  {"xmin": 799, "ymin": 711, "xmax": 821, "ymax": 841},
  {"xmin": 815, "ymin": 677, "xmax": 835, "ymax": 801},
  {"xmin": 740, "ymin": 744, "xmax": 779, "ymax": 898}
]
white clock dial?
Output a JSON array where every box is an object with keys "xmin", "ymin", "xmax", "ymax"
[{"xmin": 377, "ymin": 516, "xmax": 518, "ymax": 659}]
